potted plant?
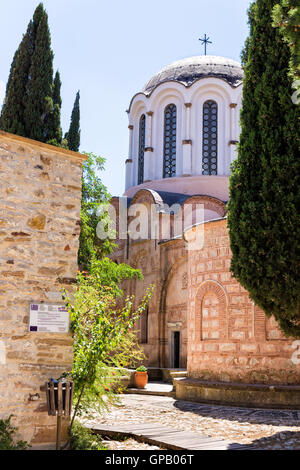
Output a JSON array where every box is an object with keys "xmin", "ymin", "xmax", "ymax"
[{"xmin": 134, "ymin": 365, "xmax": 148, "ymax": 389}]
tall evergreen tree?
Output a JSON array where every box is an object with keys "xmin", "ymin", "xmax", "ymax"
[
  {"xmin": 53, "ymin": 70, "xmax": 62, "ymax": 108},
  {"xmin": 66, "ymin": 91, "xmax": 81, "ymax": 151},
  {"xmin": 228, "ymin": 0, "xmax": 300, "ymax": 337},
  {"xmin": 24, "ymin": 5, "xmax": 54, "ymax": 142},
  {"xmin": 0, "ymin": 21, "xmax": 33, "ymax": 135},
  {"xmin": 0, "ymin": 3, "xmax": 63, "ymax": 144},
  {"xmin": 273, "ymin": 0, "xmax": 300, "ymax": 83},
  {"xmin": 45, "ymin": 70, "xmax": 62, "ymax": 146}
]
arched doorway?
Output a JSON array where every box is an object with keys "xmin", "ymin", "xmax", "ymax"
[{"xmin": 160, "ymin": 260, "xmax": 188, "ymax": 368}]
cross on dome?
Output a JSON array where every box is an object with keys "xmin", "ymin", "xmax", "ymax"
[{"xmin": 199, "ymin": 34, "xmax": 212, "ymax": 55}]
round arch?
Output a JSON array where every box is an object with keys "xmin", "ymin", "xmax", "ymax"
[{"xmin": 195, "ymin": 280, "xmax": 228, "ymax": 341}]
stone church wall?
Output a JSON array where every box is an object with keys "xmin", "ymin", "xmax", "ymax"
[
  {"xmin": 187, "ymin": 219, "xmax": 300, "ymax": 385},
  {"xmin": 0, "ymin": 132, "xmax": 86, "ymax": 446},
  {"xmin": 114, "ymin": 234, "xmax": 189, "ymax": 369},
  {"xmin": 112, "ymin": 193, "xmax": 300, "ymax": 389}
]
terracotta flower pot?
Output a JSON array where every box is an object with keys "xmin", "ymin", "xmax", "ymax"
[{"xmin": 134, "ymin": 371, "xmax": 148, "ymax": 389}]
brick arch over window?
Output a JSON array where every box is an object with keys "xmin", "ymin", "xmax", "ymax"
[
  {"xmin": 195, "ymin": 281, "xmax": 228, "ymax": 341},
  {"xmin": 182, "ymin": 195, "xmax": 227, "ymax": 219},
  {"xmin": 131, "ymin": 248, "xmax": 149, "ymax": 270}
]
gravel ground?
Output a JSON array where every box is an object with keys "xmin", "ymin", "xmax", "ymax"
[
  {"xmin": 101, "ymin": 438, "xmax": 165, "ymax": 451},
  {"xmin": 81, "ymin": 394, "xmax": 300, "ymax": 450}
]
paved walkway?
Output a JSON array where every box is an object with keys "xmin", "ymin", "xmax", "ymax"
[
  {"xmin": 87, "ymin": 422, "xmax": 252, "ymax": 450},
  {"xmin": 81, "ymin": 394, "xmax": 300, "ymax": 450}
]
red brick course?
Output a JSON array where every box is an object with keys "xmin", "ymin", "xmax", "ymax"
[{"xmin": 187, "ymin": 219, "xmax": 300, "ymax": 385}]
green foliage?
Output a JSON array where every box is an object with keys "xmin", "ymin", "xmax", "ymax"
[
  {"xmin": 74, "ymin": 347, "xmax": 144, "ymax": 417},
  {"xmin": 0, "ymin": 3, "xmax": 63, "ymax": 144},
  {"xmin": 136, "ymin": 365, "xmax": 147, "ymax": 372},
  {"xmin": 23, "ymin": 5, "xmax": 54, "ymax": 142},
  {"xmin": 272, "ymin": 0, "xmax": 300, "ymax": 82},
  {"xmin": 0, "ymin": 20, "xmax": 34, "ymax": 135},
  {"xmin": 0, "ymin": 415, "xmax": 30, "ymax": 450},
  {"xmin": 240, "ymin": 3, "xmax": 256, "ymax": 66},
  {"xmin": 45, "ymin": 71, "xmax": 63, "ymax": 146},
  {"xmin": 69, "ymin": 421, "xmax": 106, "ymax": 450},
  {"xmin": 228, "ymin": 0, "xmax": 300, "ymax": 337},
  {"xmin": 66, "ymin": 91, "xmax": 81, "ymax": 151},
  {"xmin": 62, "ymin": 258, "xmax": 152, "ymax": 430},
  {"xmin": 78, "ymin": 152, "xmax": 116, "ymax": 270},
  {"xmin": 53, "ymin": 70, "xmax": 62, "ymax": 108}
]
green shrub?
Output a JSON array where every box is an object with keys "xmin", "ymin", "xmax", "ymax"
[
  {"xmin": 69, "ymin": 421, "xmax": 107, "ymax": 451},
  {"xmin": 0, "ymin": 415, "xmax": 30, "ymax": 450},
  {"xmin": 136, "ymin": 365, "xmax": 147, "ymax": 372}
]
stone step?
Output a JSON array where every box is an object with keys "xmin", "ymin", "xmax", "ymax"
[
  {"xmin": 170, "ymin": 371, "xmax": 187, "ymax": 379},
  {"xmin": 147, "ymin": 367, "xmax": 187, "ymax": 383},
  {"xmin": 174, "ymin": 378, "xmax": 300, "ymax": 409},
  {"xmin": 124, "ymin": 382, "xmax": 175, "ymax": 397}
]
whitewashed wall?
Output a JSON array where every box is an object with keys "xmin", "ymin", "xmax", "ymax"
[{"xmin": 125, "ymin": 77, "xmax": 242, "ymax": 192}]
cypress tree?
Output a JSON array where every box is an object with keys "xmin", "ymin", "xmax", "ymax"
[
  {"xmin": 0, "ymin": 3, "xmax": 62, "ymax": 142},
  {"xmin": 24, "ymin": 5, "xmax": 54, "ymax": 142},
  {"xmin": 228, "ymin": 0, "xmax": 300, "ymax": 337},
  {"xmin": 45, "ymin": 70, "xmax": 62, "ymax": 146},
  {"xmin": 0, "ymin": 21, "xmax": 33, "ymax": 135},
  {"xmin": 66, "ymin": 91, "xmax": 81, "ymax": 151},
  {"xmin": 273, "ymin": 0, "xmax": 300, "ymax": 83},
  {"xmin": 53, "ymin": 70, "xmax": 62, "ymax": 108}
]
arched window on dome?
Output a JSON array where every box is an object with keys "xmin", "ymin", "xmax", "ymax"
[
  {"xmin": 202, "ymin": 100, "xmax": 218, "ymax": 175},
  {"xmin": 138, "ymin": 114, "xmax": 146, "ymax": 184},
  {"xmin": 163, "ymin": 104, "xmax": 177, "ymax": 178}
]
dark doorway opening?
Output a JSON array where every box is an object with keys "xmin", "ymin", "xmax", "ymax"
[{"xmin": 173, "ymin": 331, "xmax": 180, "ymax": 368}]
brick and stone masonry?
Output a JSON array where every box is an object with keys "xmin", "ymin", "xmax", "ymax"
[
  {"xmin": 186, "ymin": 219, "xmax": 300, "ymax": 385},
  {"xmin": 112, "ymin": 191, "xmax": 300, "ymax": 406},
  {"xmin": 0, "ymin": 131, "xmax": 87, "ymax": 446},
  {"xmin": 112, "ymin": 52, "xmax": 300, "ymax": 407}
]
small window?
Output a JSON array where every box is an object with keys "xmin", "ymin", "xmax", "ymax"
[
  {"xmin": 202, "ymin": 100, "xmax": 218, "ymax": 175},
  {"xmin": 138, "ymin": 114, "xmax": 146, "ymax": 184},
  {"xmin": 163, "ymin": 104, "xmax": 177, "ymax": 178}
]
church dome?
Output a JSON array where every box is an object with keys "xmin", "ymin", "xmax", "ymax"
[
  {"xmin": 125, "ymin": 54, "xmax": 243, "ymax": 200},
  {"xmin": 142, "ymin": 55, "xmax": 243, "ymax": 94}
]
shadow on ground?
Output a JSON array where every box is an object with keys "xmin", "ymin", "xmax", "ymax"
[
  {"xmin": 228, "ymin": 431, "xmax": 300, "ymax": 450},
  {"xmin": 173, "ymin": 400, "xmax": 300, "ymax": 427}
]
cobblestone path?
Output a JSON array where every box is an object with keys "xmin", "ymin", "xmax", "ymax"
[{"xmin": 82, "ymin": 394, "xmax": 300, "ymax": 450}]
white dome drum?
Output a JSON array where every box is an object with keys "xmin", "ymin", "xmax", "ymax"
[{"xmin": 124, "ymin": 55, "xmax": 243, "ymax": 208}]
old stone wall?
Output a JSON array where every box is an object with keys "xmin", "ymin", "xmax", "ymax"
[
  {"xmin": 187, "ymin": 219, "xmax": 300, "ymax": 385},
  {"xmin": 112, "ymin": 230, "xmax": 189, "ymax": 369},
  {"xmin": 0, "ymin": 132, "xmax": 86, "ymax": 446},
  {"xmin": 159, "ymin": 240, "xmax": 188, "ymax": 369},
  {"xmin": 112, "ymin": 194, "xmax": 300, "ymax": 386}
]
